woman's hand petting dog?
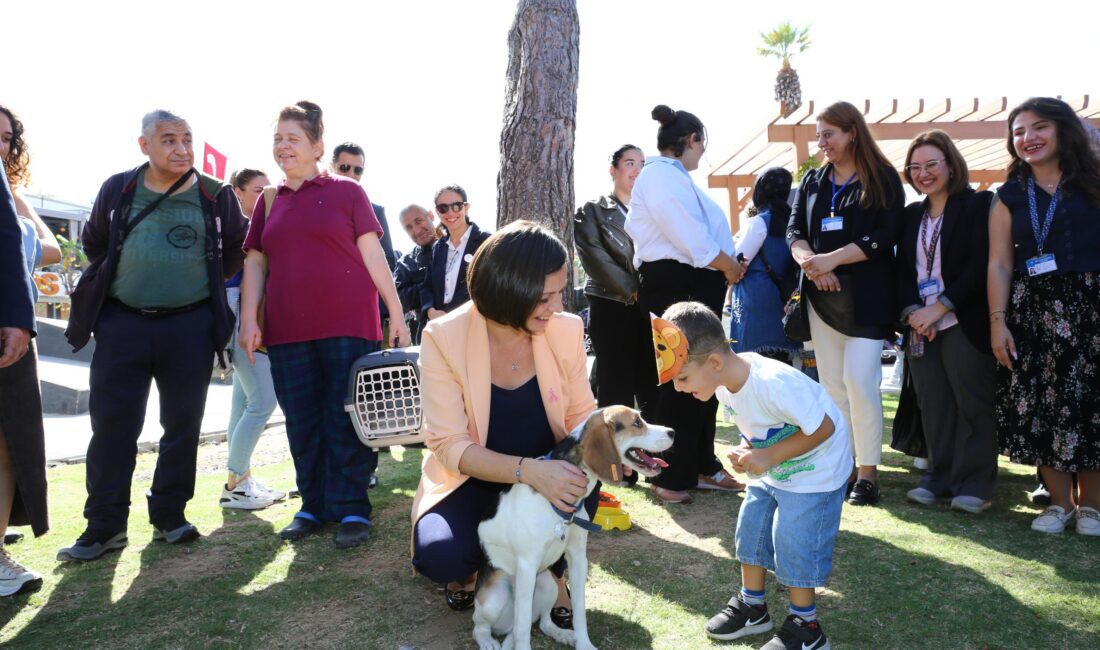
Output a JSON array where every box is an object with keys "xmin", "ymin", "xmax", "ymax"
[
  {"xmin": 729, "ymin": 445, "xmax": 773, "ymax": 477},
  {"xmin": 523, "ymin": 459, "xmax": 589, "ymax": 512}
]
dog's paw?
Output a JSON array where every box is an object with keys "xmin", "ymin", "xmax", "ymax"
[
  {"xmin": 539, "ymin": 617, "xmax": 575, "ymax": 645},
  {"xmin": 477, "ymin": 641, "xmax": 502, "ymax": 650},
  {"xmin": 574, "ymin": 641, "xmax": 598, "ymax": 650}
]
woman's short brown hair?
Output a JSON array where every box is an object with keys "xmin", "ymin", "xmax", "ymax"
[
  {"xmin": 903, "ymin": 129, "xmax": 970, "ymax": 196},
  {"xmin": 467, "ymin": 220, "xmax": 567, "ymax": 332}
]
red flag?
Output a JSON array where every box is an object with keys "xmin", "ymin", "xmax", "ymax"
[{"xmin": 202, "ymin": 143, "xmax": 227, "ymax": 180}]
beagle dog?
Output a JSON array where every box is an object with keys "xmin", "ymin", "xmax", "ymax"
[{"xmin": 473, "ymin": 406, "xmax": 674, "ymax": 650}]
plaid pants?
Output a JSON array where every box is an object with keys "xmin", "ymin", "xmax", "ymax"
[{"xmin": 268, "ymin": 337, "xmax": 380, "ymax": 522}]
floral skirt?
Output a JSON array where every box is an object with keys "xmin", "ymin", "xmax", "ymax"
[{"xmin": 995, "ymin": 272, "xmax": 1100, "ymax": 471}]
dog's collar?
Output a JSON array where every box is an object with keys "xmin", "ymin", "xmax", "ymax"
[{"xmin": 541, "ymin": 453, "xmax": 602, "ymax": 534}]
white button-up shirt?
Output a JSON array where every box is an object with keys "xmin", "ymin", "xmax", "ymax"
[
  {"xmin": 443, "ymin": 226, "xmax": 473, "ymax": 304},
  {"xmin": 626, "ymin": 156, "xmax": 734, "ymax": 269}
]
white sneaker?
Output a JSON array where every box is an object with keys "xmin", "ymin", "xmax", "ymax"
[
  {"xmin": 1031, "ymin": 506, "xmax": 1076, "ymax": 534},
  {"xmin": 0, "ymin": 547, "xmax": 42, "ymax": 597},
  {"xmin": 220, "ymin": 477, "xmax": 277, "ymax": 510},
  {"xmin": 249, "ymin": 477, "xmax": 286, "ymax": 502},
  {"xmin": 1076, "ymin": 507, "xmax": 1100, "ymax": 536},
  {"xmin": 912, "ymin": 457, "xmax": 929, "ymax": 470}
]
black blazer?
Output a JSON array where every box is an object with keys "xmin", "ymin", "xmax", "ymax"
[
  {"xmin": 0, "ymin": 162, "xmax": 38, "ymax": 335},
  {"xmin": 422, "ymin": 221, "xmax": 491, "ymax": 314},
  {"xmin": 897, "ymin": 189, "xmax": 993, "ymax": 353},
  {"xmin": 787, "ymin": 163, "xmax": 905, "ymax": 328}
]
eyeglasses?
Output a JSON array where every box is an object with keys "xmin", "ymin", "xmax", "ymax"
[
  {"xmin": 436, "ymin": 201, "xmax": 467, "ymax": 214},
  {"xmin": 337, "ymin": 163, "xmax": 364, "ymax": 175},
  {"xmin": 905, "ymin": 159, "xmax": 946, "ymax": 175}
]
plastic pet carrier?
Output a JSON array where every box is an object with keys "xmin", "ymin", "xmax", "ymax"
[{"xmin": 344, "ymin": 347, "xmax": 424, "ymax": 449}]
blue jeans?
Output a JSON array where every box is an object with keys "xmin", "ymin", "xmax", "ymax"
[
  {"xmin": 226, "ymin": 287, "xmax": 278, "ymax": 476},
  {"xmin": 734, "ymin": 482, "xmax": 845, "ymax": 588}
]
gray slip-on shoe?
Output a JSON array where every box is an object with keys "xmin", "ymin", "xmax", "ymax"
[
  {"xmin": 951, "ymin": 496, "xmax": 992, "ymax": 514},
  {"xmin": 57, "ymin": 532, "xmax": 128, "ymax": 562},
  {"xmin": 906, "ymin": 487, "xmax": 938, "ymax": 505},
  {"xmin": 152, "ymin": 523, "xmax": 201, "ymax": 544}
]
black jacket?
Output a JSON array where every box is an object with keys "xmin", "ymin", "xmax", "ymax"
[
  {"xmin": 574, "ymin": 195, "xmax": 639, "ymax": 304},
  {"xmin": 395, "ymin": 242, "xmax": 433, "ymax": 342},
  {"xmin": 787, "ymin": 163, "xmax": 905, "ymax": 328},
  {"xmin": 0, "ymin": 161, "xmax": 36, "ymax": 335},
  {"xmin": 897, "ymin": 189, "xmax": 993, "ymax": 353},
  {"xmin": 422, "ymin": 222, "xmax": 491, "ymax": 313},
  {"xmin": 65, "ymin": 163, "xmax": 247, "ymax": 352}
]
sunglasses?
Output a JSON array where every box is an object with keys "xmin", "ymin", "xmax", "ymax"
[
  {"xmin": 436, "ymin": 201, "xmax": 467, "ymax": 214},
  {"xmin": 337, "ymin": 163, "xmax": 364, "ymax": 175}
]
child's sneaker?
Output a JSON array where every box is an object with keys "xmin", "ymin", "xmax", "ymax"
[
  {"xmin": 760, "ymin": 615, "xmax": 830, "ymax": 650},
  {"xmin": 1031, "ymin": 505, "xmax": 1076, "ymax": 534},
  {"xmin": 704, "ymin": 593, "xmax": 772, "ymax": 641}
]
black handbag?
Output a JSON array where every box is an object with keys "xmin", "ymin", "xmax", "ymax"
[
  {"xmin": 756, "ymin": 245, "xmax": 800, "ymax": 307},
  {"xmin": 781, "ymin": 272, "xmax": 812, "ymax": 343}
]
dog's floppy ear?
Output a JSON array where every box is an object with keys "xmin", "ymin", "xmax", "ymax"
[{"xmin": 580, "ymin": 412, "xmax": 623, "ymax": 485}]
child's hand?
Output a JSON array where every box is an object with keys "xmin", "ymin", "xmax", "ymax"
[
  {"xmin": 731, "ymin": 447, "xmax": 773, "ymax": 477},
  {"xmin": 727, "ymin": 443, "xmax": 752, "ymax": 471}
]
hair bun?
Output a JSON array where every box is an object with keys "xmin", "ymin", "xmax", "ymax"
[
  {"xmin": 296, "ymin": 100, "xmax": 323, "ymax": 118},
  {"xmin": 651, "ymin": 105, "xmax": 676, "ymax": 126}
]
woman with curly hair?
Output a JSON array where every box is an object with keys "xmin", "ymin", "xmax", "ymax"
[{"xmin": 0, "ymin": 104, "xmax": 55, "ymax": 596}]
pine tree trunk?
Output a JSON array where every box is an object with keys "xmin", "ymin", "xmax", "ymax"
[{"xmin": 497, "ymin": 0, "xmax": 580, "ymax": 310}]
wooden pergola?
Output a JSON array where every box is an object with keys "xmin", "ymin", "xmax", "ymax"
[{"xmin": 708, "ymin": 96, "xmax": 1100, "ymax": 230}]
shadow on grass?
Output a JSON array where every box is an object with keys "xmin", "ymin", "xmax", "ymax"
[
  {"xmin": 7, "ymin": 509, "xmax": 282, "ymax": 647},
  {"xmin": 883, "ymin": 456, "xmax": 1100, "ymax": 586},
  {"xmin": 828, "ymin": 529, "xmax": 1095, "ymax": 649}
]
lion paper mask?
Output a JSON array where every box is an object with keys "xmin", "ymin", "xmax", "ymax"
[{"xmin": 652, "ymin": 316, "xmax": 689, "ymax": 385}]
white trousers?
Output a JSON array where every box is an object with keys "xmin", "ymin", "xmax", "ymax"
[{"xmin": 808, "ymin": 303, "xmax": 883, "ymax": 467}]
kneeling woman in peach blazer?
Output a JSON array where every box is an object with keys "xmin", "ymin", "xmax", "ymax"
[{"xmin": 411, "ymin": 221, "xmax": 599, "ymax": 621}]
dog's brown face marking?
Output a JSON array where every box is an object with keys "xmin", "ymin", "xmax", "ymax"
[{"xmin": 578, "ymin": 406, "xmax": 641, "ymax": 485}]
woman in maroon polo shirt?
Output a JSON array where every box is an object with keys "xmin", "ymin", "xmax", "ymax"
[{"xmin": 238, "ymin": 101, "xmax": 409, "ymax": 548}]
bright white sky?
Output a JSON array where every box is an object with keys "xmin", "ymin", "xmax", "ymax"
[{"xmin": 7, "ymin": 0, "xmax": 1096, "ymax": 254}]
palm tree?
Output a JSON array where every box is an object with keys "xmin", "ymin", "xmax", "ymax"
[{"xmin": 758, "ymin": 22, "xmax": 811, "ymax": 118}]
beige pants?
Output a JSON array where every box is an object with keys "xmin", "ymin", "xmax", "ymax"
[{"xmin": 808, "ymin": 303, "xmax": 883, "ymax": 467}]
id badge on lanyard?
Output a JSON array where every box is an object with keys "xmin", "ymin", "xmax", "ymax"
[
  {"xmin": 1026, "ymin": 176, "xmax": 1061, "ymax": 277},
  {"xmin": 918, "ymin": 278, "xmax": 939, "ymax": 298},
  {"xmin": 1026, "ymin": 254, "xmax": 1057, "ymax": 276},
  {"xmin": 823, "ymin": 171, "xmax": 856, "ymax": 234}
]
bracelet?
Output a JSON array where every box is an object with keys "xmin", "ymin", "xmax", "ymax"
[
  {"xmin": 990, "ymin": 310, "xmax": 1006, "ymax": 322},
  {"xmin": 515, "ymin": 457, "xmax": 525, "ymax": 483}
]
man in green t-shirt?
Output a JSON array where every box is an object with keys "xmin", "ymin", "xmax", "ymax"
[{"xmin": 59, "ymin": 110, "xmax": 247, "ymax": 562}]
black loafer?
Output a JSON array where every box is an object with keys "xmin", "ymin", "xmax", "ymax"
[
  {"xmin": 334, "ymin": 521, "xmax": 371, "ymax": 549},
  {"xmin": 4, "ymin": 531, "xmax": 24, "ymax": 545},
  {"xmin": 279, "ymin": 516, "xmax": 322, "ymax": 541},
  {"xmin": 550, "ymin": 606, "xmax": 573, "ymax": 629},
  {"xmin": 445, "ymin": 587, "xmax": 475, "ymax": 611},
  {"xmin": 848, "ymin": 479, "xmax": 880, "ymax": 506}
]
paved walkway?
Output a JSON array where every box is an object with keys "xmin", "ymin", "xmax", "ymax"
[{"xmin": 44, "ymin": 373, "xmax": 284, "ymax": 463}]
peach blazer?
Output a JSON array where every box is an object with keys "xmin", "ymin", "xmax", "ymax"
[{"xmin": 410, "ymin": 302, "xmax": 596, "ymax": 527}]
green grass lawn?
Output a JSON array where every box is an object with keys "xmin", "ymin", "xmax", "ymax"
[{"xmin": 1, "ymin": 395, "xmax": 1098, "ymax": 649}]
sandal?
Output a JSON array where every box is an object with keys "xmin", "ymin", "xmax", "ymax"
[{"xmin": 445, "ymin": 586, "xmax": 475, "ymax": 611}]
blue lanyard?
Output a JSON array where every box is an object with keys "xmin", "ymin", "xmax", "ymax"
[
  {"xmin": 830, "ymin": 170, "xmax": 857, "ymax": 217},
  {"xmin": 1026, "ymin": 175, "xmax": 1062, "ymax": 255}
]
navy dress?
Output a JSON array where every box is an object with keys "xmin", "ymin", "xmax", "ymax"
[
  {"xmin": 729, "ymin": 210, "xmax": 799, "ymax": 357},
  {"xmin": 412, "ymin": 376, "xmax": 601, "ymax": 583}
]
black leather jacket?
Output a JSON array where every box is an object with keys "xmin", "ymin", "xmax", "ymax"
[{"xmin": 574, "ymin": 195, "xmax": 639, "ymax": 304}]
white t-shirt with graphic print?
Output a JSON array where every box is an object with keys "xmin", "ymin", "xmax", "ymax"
[{"xmin": 716, "ymin": 353, "xmax": 852, "ymax": 494}]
